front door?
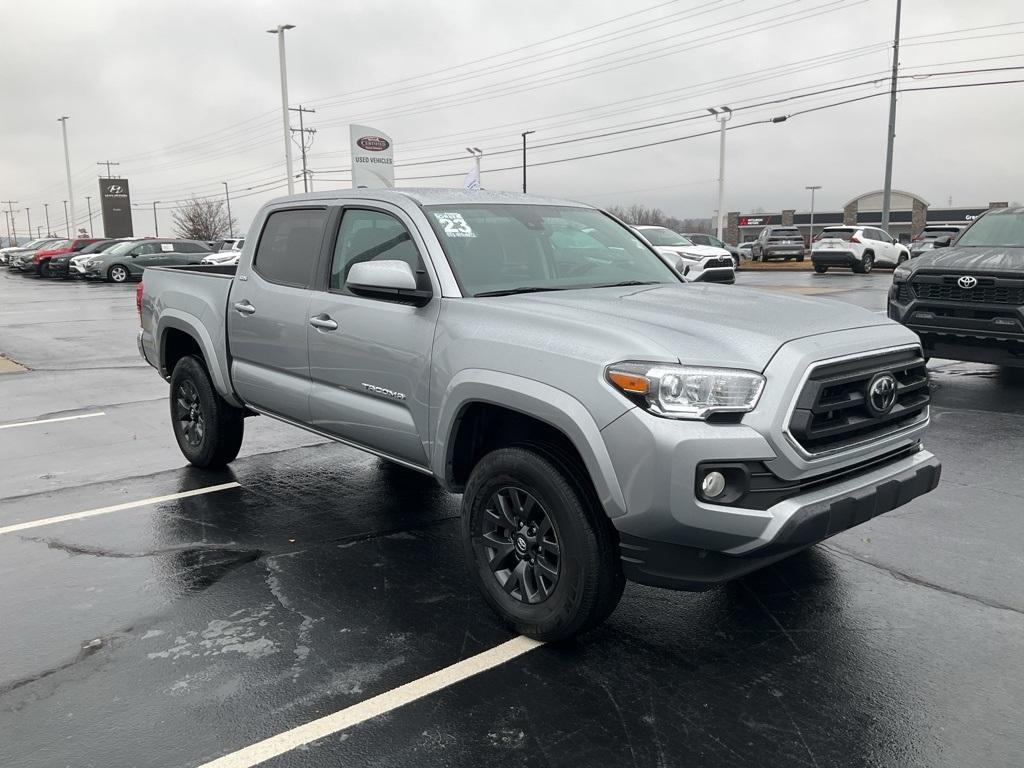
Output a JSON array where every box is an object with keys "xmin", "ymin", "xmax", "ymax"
[
  {"xmin": 227, "ymin": 207, "xmax": 330, "ymax": 422},
  {"xmin": 307, "ymin": 205, "xmax": 439, "ymax": 468}
]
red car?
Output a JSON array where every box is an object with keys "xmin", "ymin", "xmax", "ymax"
[{"xmin": 29, "ymin": 238, "xmax": 101, "ymax": 276}]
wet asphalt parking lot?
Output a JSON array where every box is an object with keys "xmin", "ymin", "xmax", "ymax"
[{"xmin": 1, "ymin": 266, "xmax": 1022, "ymax": 768}]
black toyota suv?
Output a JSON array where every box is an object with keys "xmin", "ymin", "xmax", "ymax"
[{"xmin": 888, "ymin": 207, "xmax": 1024, "ymax": 367}]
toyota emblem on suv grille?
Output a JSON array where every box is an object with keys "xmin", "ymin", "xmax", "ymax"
[
  {"xmin": 867, "ymin": 373, "xmax": 898, "ymax": 415},
  {"xmin": 958, "ymin": 275, "xmax": 978, "ymax": 289}
]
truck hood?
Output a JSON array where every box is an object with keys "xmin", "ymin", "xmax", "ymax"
[
  {"xmin": 906, "ymin": 246, "xmax": 1024, "ymax": 274},
  {"xmin": 489, "ymin": 283, "xmax": 892, "ymax": 372}
]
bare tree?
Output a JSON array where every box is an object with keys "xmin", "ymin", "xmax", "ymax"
[
  {"xmin": 172, "ymin": 197, "xmax": 236, "ymax": 241},
  {"xmin": 606, "ymin": 202, "xmax": 711, "ymax": 234}
]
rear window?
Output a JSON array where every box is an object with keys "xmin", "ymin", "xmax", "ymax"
[
  {"xmin": 769, "ymin": 228, "xmax": 801, "ymax": 236},
  {"xmin": 819, "ymin": 228, "xmax": 856, "ymax": 241},
  {"xmin": 922, "ymin": 226, "xmax": 961, "ymax": 237},
  {"xmin": 253, "ymin": 208, "xmax": 328, "ymax": 287}
]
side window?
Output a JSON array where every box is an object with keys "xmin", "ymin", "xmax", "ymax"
[
  {"xmin": 71, "ymin": 240, "xmax": 92, "ymax": 252},
  {"xmin": 253, "ymin": 208, "xmax": 327, "ymax": 288},
  {"xmin": 177, "ymin": 242, "xmax": 207, "ymax": 254},
  {"xmin": 329, "ymin": 209, "xmax": 423, "ymax": 292},
  {"xmin": 134, "ymin": 243, "xmax": 159, "ymax": 255}
]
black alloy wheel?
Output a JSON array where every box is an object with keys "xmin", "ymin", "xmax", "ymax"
[
  {"xmin": 174, "ymin": 379, "xmax": 206, "ymax": 448},
  {"xmin": 480, "ymin": 486, "xmax": 561, "ymax": 604}
]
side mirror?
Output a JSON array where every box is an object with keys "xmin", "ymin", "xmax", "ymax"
[
  {"xmin": 346, "ymin": 260, "xmax": 431, "ymax": 306},
  {"xmin": 932, "ymin": 235, "xmax": 952, "ymax": 248}
]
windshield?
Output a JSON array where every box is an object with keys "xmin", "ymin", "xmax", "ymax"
[
  {"xmin": 104, "ymin": 241, "xmax": 140, "ymax": 256},
  {"xmin": 46, "ymin": 240, "xmax": 71, "ymax": 251},
  {"xmin": 79, "ymin": 240, "xmax": 113, "ymax": 254},
  {"xmin": 423, "ymin": 205, "xmax": 679, "ymax": 296},
  {"xmin": 956, "ymin": 210, "xmax": 1024, "ymax": 247},
  {"xmin": 638, "ymin": 227, "xmax": 691, "ymax": 247}
]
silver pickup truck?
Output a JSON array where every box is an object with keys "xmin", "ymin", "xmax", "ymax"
[{"xmin": 139, "ymin": 188, "xmax": 941, "ymax": 641}]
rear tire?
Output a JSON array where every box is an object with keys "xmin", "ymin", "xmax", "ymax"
[
  {"xmin": 169, "ymin": 355, "xmax": 244, "ymax": 468},
  {"xmin": 797, "ymin": 254, "xmax": 805, "ymax": 262},
  {"xmin": 462, "ymin": 447, "xmax": 624, "ymax": 642},
  {"xmin": 814, "ymin": 264, "xmax": 828, "ymax": 274},
  {"xmin": 37, "ymin": 260, "xmax": 51, "ymax": 278}
]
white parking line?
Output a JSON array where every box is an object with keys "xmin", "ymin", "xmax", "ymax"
[
  {"xmin": 0, "ymin": 482, "xmax": 241, "ymax": 536},
  {"xmin": 196, "ymin": 635, "xmax": 544, "ymax": 768},
  {"xmin": 0, "ymin": 411, "xmax": 106, "ymax": 430}
]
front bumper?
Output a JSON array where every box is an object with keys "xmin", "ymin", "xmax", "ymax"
[
  {"xmin": 689, "ymin": 266, "xmax": 735, "ymax": 284},
  {"xmin": 619, "ymin": 448, "xmax": 941, "ymax": 590}
]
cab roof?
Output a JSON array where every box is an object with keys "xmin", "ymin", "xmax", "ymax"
[{"xmin": 265, "ymin": 187, "xmax": 592, "ymax": 209}]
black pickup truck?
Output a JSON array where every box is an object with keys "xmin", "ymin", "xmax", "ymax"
[{"xmin": 888, "ymin": 207, "xmax": 1024, "ymax": 367}]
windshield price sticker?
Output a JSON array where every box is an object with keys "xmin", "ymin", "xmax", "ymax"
[{"xmin": 433, "ymin": 212, "xmax": 476, "ymax": 238}]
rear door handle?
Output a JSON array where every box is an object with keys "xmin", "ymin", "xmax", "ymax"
[
  {"xmin": 233, "ymin": 301, "xmax": 256, "ymax": 315},
  {"xmin": 309, "ymin": 314, "xmax": 339, "ymax": 331}
]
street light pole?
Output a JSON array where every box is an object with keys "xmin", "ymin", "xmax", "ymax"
[
  {"xmin": 708, "ymin": 106, "xmax": 732, "ymax": 241},
  {"xmin": 58, "ymin": 117, "xmax": 76, "ymax": 233},
  {"xmin": 465, "ymin": 147, "xmax": 483, "ymax": 188},
  {"xmin": 25, "ymin": 207, "xmax": 32, "ymax": 239},
  {"xmin": 805, "ymin": 185, "xmax": 822, "ymax": 250},
  {"xmin": 85, "ymin": 196, "xmax": 93, "ymax": 237},
  {"xmin": 267, "ymin": 24, "xmax": 297, "ymax": 195},
  {"xmin": 880, "ymin": 0, "xmax": 902, "ymax": 231},
  {"xmin": 152, "ymin": 201, "xmax": 161, "ymax": 237},
  {"xmin": 223, "ymin": 182, "xmax": 233, "ymax": 238},
  {"xmin": 44, "ymin": 203, "xmax": 51, "ymax": 236},
  {"xmin": 62, "ymin": 200, "xmax": 70, "ymax": 236},
  {"xmin": 521, "ymin": 130, "xmax": 535, "ymax": 193},
  {"xmin": 2, "ymin": 201, "xmax": 17, "ymax": 244}
]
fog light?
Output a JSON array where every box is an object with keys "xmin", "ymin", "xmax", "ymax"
[{"xmin": 701, "ymin": 471, "xmax": 727, "ymax": 499}]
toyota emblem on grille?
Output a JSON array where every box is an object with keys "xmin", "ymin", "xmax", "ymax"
[
  {"xmin": 867, "ymin": 373, "xmax": 898, "ymax": 415},
  {"xmin": 958, "ymin": 275, "xmax": 978, "ymax": 289}
]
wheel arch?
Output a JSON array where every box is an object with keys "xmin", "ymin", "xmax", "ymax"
[
  {"xmin": 434, "ymin": 370, "xmax": 628, "ymax": 518},
  {"xmin": 158, "ymin": 312, "xmax": 241, "ymax": 407}
]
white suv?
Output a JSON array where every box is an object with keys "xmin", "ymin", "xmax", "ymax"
[{"xmin": 811, "ymin": 225, "xmax": 909, "ymax": 274}]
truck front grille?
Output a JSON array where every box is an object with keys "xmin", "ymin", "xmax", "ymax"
[
  {"xmin": 910, "ymin": 274, "xmax": 1024, "ymax": 305},
  {"xmin": 788, "ymin": 348, "xmax": 929, "ymax": 455}
]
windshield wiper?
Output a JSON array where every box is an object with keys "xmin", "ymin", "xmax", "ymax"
[
  {"xmin": 589, "ymin": 280, "xmax": 663, "ymax": 289},
  {"xmin": 473, "ymin": 286, "xmax": 572, "ymax": 297}
]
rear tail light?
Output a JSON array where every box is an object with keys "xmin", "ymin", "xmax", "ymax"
[{"xmin": 136, "ymin": 281, "xmax": 144, "ymax": 326}]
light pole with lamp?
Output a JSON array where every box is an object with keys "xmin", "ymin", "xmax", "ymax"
[
  {"xmin": 152, "ymin": 201, "xmax": 161, "ymax": 237},
  {"xmin": 85, "ymin": 196, "xmax": 94, "ymax": 236},
  {"xmin": 521, "ymin": 130, "xmax": 535, "ymax": 193},
  {"xmin": 805, "ymin": 185, "xmax": 821, "ymax": 252},
  {"xmin": 267, "ymin": 24, "xmax": 297, "ymax": 195},
  {"xmin": 25, "ymin": 207, "xmax": 31, "ymax": 239},
  {"xmin": 44, "ymin": 203, "xmax": 51, "ymax": 236},
  {"xmin": 708, "ymin": 106, "xmax": 732, "ymax": 241},
  {"xmin": 62, "ymin": 200, "xmax": 70, "ymax": 236}
]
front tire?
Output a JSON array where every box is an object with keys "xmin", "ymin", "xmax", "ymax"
[
  {"xmin": 107, "ymin": 264, "xmax": 129, "ymax": 283},
  {"xmin": 169, "ymin": 355, "xmax": 244, "ymax": 468},
  {"xmin": 37, "ymin": 260, "xmax": 51, "ymax": 278},
  {"xmin": 462, "ymin": 447, "xmax": 624, "ymax": 642},
  {"xmin": 814, "ymin": 264, "xmax": 828, "ymax": 274}
]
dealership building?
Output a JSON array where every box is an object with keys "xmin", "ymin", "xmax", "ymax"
[{"xmin": 725, "ymin": 190, "xmax": 1009, "ymax": 246}]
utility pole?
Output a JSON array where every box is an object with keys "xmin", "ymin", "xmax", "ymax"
[
  {"xmin": 466, "ymin": 147, "xmax": 483, "ymax": 188},
  {"xmin": 3, "ymin": 201, "xmax": 17, "ymax": 243},
  {"xmin": 880, "ymin": 0, "xmax": 902, "ymax": 231},
  {"xmin": 222, "ymin": 182, "xmax": 233, "ymax": 238},
  {"xmin": 805, "ymin": 185, "xmax": 822, "ymax": 250},
  {"xmin": 63, "ymin": 200, "xmax": 70, "ymax": 237},
  {"xmin": 289, "ymin": 105, "xmax": 317, "ymax": 193},
  {"xmin": 85, "ymin": 196, "xmax": 94, "ymax": 236},
  {"xmin": 521, "ymin": 130, "xmax": 535, "ymax": 193},
  {"xmin": 25, "ymin": 207, "xmax": 32, "ymax": 239},
  {"xmin": 96, "ymin": 160, "xmax": 120, "ymax": 178},
  {"xmin": 152, "ymin": 201, "xmax": 161, "ymax": 237},
  {"xmin": 2, "ymin": 210, "xmax": 10, "ymax": 247},
  {"xmin": 267, "ymin": 24, "xmax": 297, "ymax": 195},
  {"xmin": 708, "ymin": 106, "xmax": 732, "ymax": 241},
  {"xmin": 44, "ymin": 203, "xmax": 51, "ymax": 236},
  {"xmin": 58, "ymin": 117, "xmax": 76, "ymax": 233}
]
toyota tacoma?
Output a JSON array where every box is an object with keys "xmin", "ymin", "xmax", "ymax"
[{"xmin": 138, "ymin": 189, "xmax": 941, "ymax": 640}]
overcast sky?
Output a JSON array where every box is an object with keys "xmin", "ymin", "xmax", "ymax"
[{"xmin": 2, "ymin": 0, "xmax": 1022, "ymax": 239}]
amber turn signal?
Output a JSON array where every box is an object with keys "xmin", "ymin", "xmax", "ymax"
[{"xmin": 607, "ymin": 370, "xmax": 649, "ymax": 394}]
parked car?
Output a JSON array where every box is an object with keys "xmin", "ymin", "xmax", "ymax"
[
  {"xmin": 4, "ymin": 238, "xmax": 64, "ymax": 270},
  {"xmin": 909, "ymin": 224, "xmax": 964, "ymax": 258},
  {"xmin": 736, "ymin": 240, "xmax": 756, "ymax": 261},
  {"xmin": 29, "ymin": 238, "xmax": 102, "ymax": 276},
  {"xmin": 683, "ymin": 232, "xmax": 742, "ymax": 269},
  {"xmin": 633, "ymin": 225, "xmax": 735, "ymax": 283},
  {"xmin": 1, "ymin": 238, "xmax": 54, "ymax": 265},
  {"xmin": 811, "ymin": 226, "xmax": 910, "ymax": 274},
  {"xmin": 889, "ymin": 206, "xmax": 1024, "ymax": 366},
  {"xmin": 138, "ymin": 188, "xmax": 940, "ymax": 641},
  {"xmin": 48, "ymin": 239, "xmax": 118, "ymax": 278},
  {"xmin": 80, "ymin": 239, "xmax": 212, "ymax": 282},
  {"xmin": 201, "ymin": 238, "xmax": 246, "ymax": 265},
  {"xmin": 752, "ymin": 226, "xmax": 806, "ymax": 262}
]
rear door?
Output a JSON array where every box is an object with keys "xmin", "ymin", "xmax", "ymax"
[
  {"xmin": 306, "ymin": 203, "xmax": 439, "ymax": 468},
  {"xmin": 128, "ymin": 242, "xmax": 162, "ymax": 275},
  {"xmin": 227, "ymin": 206, "xmax": 330, "ymax": 422}
]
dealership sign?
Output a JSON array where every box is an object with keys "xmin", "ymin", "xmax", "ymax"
[
  {"xmin": 739, "ymin": 215, "xmax": 775, "ymax": 226},
  {"xmin": 350, "ymin": 124, "xmax": 395, "ymax": 189},
  {"xmin": 98, "ymin": 178, "xmax": 134, "ymax": 238}
]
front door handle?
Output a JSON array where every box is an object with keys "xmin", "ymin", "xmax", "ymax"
[
  {"xmin": 233, "ymin": 301, "xmax": 256, "ymax": 315},
  {"xmin": 309, "ymin": 314, "xmax": 339, "ymax": 331}
]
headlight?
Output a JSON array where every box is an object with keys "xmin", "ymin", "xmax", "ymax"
[
  {"xmin": 606, "ymin": 362, "xmax": 765, "ymax": 419},
  {"xmin": 893, "ymin": 265, "xmax": 912, "ymax": 284}
]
